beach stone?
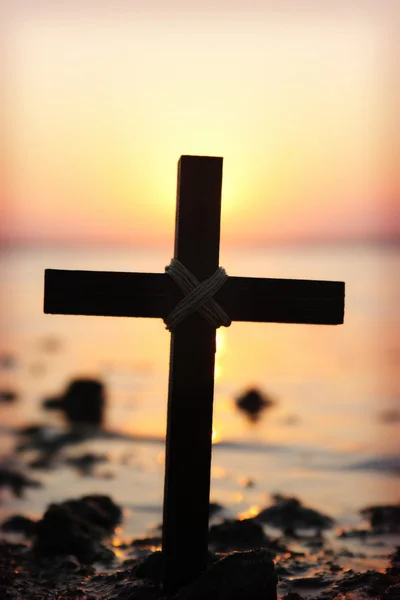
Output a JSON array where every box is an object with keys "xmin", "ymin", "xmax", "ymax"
[
  {"xmin": 17, "ymin": 426, "xmax": 89, "ymax": 456},
  {"xmin": 133, "ymin": 551, "xmax": 217, "ymax": 585},
  {"xmin": 337, "ymin": 570, "xmax": 394, "ymax": 596},
  {"xmin": 33, "ymin": 504, "xmax": 100, "ymax": 563},
  {"xmin": 0, "ymin": 390, "xmax": 18, "ymax": 403},
  {"xmin": 0, "ymin": 353, "xmax": 17, "ymax": 369},
  {"xmin": 33, "ymin": 495, "xmax": 121, "ymax": 563},
  {"xmin": 1, "ymin": 515, "xmax": 37, "ymax": 537},
  {"xmin": 65, "ymin": 452, "xmax": 108, "ymax": 476},
  {"xmin": 208, "ymin": 518, "xmax": 270, "ymax": 551},
  {"xmin": 0, "ymin": 467, "xmax": 42, "ymax": 498},
  {"xmin": 131, "ymin": 536, "xmax": 162, "ymax": 548},
  {"xmin": 64, "ymin": 495, "xmax": 122, "ymax": 531},
  {"xmin": 43, "ymin": 378, "xmax": 105, "ymax": 426},
  {"xmin": 172, "ymin": 548, "xmax": 277, "ymax": 600},
  {"xmin": 235, "ymin": 388, "xmax": 275, "ymax": 422},
  {"xmin": 383, "ymin": 583, "xmax": 400, "ymax": 600},
  {"xmin": 378, "ymin": 409, "xmax": 400, "ymax": 423},
  {"xmin": 361, "ymin": 504, "xmax": 400, "ymax": 532},
  {"xmin": 256, "ymin": 494, "xmax": 334, "ymax": 535}
]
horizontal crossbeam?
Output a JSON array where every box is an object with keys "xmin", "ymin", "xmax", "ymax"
[{"xmin": 44, "ymin": 269, "xmax": 344, "ymax": 325}]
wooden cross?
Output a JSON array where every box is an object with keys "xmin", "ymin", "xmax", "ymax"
[{"xmin": 44, "ymin": 155, "xmax": 345, "ymax": 591}]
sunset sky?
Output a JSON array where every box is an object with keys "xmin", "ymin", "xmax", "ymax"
[{"xmin": 2, "ymin": 1, "xmax": 399, "ymax": 247}]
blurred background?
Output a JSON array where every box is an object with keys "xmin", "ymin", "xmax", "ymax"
[{"xmin": 0, "ymin": 1, "xmax": 399, "ymax": 538}]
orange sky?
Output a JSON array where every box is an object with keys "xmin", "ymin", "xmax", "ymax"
[{"xmin": 2, "ymin": 1, "xmax": 399, "ymax": 247}]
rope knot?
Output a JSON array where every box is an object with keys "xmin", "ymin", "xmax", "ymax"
[{"xmin": 164, "ymin": 259, "xmax": 231, "ymax": 331}]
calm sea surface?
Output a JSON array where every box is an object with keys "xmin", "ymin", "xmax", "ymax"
[{"xmin": 0, "ymin": 243, "xmax": 399, "ymax": 540}]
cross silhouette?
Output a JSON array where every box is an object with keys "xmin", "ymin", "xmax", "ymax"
[{"xmin": 44, "ymin": 155, "xmax": 345, "ymax": 591}]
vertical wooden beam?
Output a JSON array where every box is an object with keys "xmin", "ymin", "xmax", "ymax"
[{"xmin": 162, "ymin": 156, "xmax": 223, "ymax": 591}]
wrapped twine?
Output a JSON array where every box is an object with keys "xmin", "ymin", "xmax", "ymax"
[{"xmin": 164, "ymin": 258, "xmax": 231, "ymax": 331}]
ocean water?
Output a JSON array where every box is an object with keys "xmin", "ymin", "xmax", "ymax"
[{"xmin": 0, "ymin": 242, "xmax": 399, "ymax": 540}]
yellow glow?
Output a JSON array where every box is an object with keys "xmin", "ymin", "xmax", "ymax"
[
  {"xmin": 112, "ymin": 537, "xmax": 124, "ymax": 548},
  {"xmin": 216, "ymin": 330, "xmax": 225, "ymax": 354},
  {"xmin": 2, "ymin": 11, "xmax": 391, "ymax": 245},
  {"xmin": 211, "ymin": 428, "xmax": 222, "ymax": 444},
  {"xmin": 233, "ymin": 492, "xmax": 244, "ymax": 503},
  {"xmin": 237, "ymin": 505, "xmax": 261, "ymax": 521},
  {"xmin": 214, "ymin": 363, "xmax": 221, "ymax": 380},
  {"xmin": 211, "ymin": 465, "xmax": 228, "ymax": 479}
]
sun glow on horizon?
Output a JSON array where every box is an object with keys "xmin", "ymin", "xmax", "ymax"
[{"xmin": 3, "ymin": 5, "xmax": 396, "ymax": 246}]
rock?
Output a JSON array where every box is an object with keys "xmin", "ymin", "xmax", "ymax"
[
  {"xmin": 0, "ymin": 467, "xmax": 42, "ymax": 498},
  {"xmin": 337, "ymin": 570, "xmax": 394, "ymax": 596},
  {"xmin": 337, "ymin": 527, "xmax": 369, "ymax": 539},
  {"xmin": 0, "ymin": 390, "xmax": 18, "ymax": 403},
  {"xmin": 289, "ymin": 574, "xmax": 334, "ymax": 588},
  {"xmin": 256, "ymin": 494, "xmax": 334, "ymax": 536},
  {"xmin": 0, "ymin": 353, "xmax": 17, "ymax": 369},
  {"xmin": 43, "ymin": 378, "xmax": 105, "ymax": 427},
  {"xmin": 65, "ymin": 452, "xmax": 108, "ymax": 476},
  {"xmin": 378, "ymin": 409, "xmax": 400, "ymax": 423},
  {"xmin": 133, "ymin": 550, "xmax": 164, "ymax": 583},
  {"xmin": 208, "ymin": 518, "xmax": 270, "ymax": 551},
  {"xmin": 131, "ymin": 536, "xmax": 162, "ymax": 548},
  {"xmin": 361, "ymin": 504, "xmax": 400, "ymax": 532},
  {"xmin": 235, "ymin": 388, "xmax": 275, "ymax": 422},
  {"xmin": 240, "ymin": 477, "xmax": 256, "ymax": 489},
  {"xmin": 28, "ymin": 455, "xmax": 55, "ymax": 470},
  {"xmin": 33, "ymin": 503, "xmax": 100, "ymax": 563},
  {"xmin": 383, "ymin": 583, "xmax": 400, "ymax": 600},
  {"xmin": 33, "ymin": 495, "xmax": 121, "ymax": 564},
  {"xmin": 172, "ymin": 548, "xmax": 277, "ymax": 600},
  {"xmin": 1, "ymin": 515, "xmax": 37, "ymax": 537},
  {"xmin": 17, "ymin": 426, "xmax": 89, "ymax": 456}
]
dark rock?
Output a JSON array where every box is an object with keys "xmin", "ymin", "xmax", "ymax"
[
  {"xmin": 208, "ymin": 518, "xmax": 270, "ymax": 551},
  {"xmin": 337, "ymin": 570, "xmax": 394, "ymax": 595},
  {"xmin": 57, "ymin": 554, "xmax": 81, "ymax": 571},
  {"xmin": 0, "ymin": 353, "xmax": 17, "ymax": 369},
  {"xmin": 65, "ymin": 452, "xmax": 108, "ymax": 476},
  {"xmin": 133, "ymin": 550, "xmax": 215, "ymax": 584},
  {"xmin": 33, "ymin": 495, "xmax": 121, "ymax": 563},
  {"xmin": 63, "ymin": 495, "xmax": 122, "ymax": 531},
  {"xmin": 361, "ymin": 504, "xmax": 400, "ymax": 532},
  {"xmin": 131, "ymin": 536, "xmax": 162, "ymax": 548},
  {"xmin": 383, "ymin": 583, "xmax": 400, "ymax": 600},
  {"xmin": 172, "ymin": 548, "xmax": 277, "ymax": 600},
  {"xmin": 1, "ymin": 515, "xmax": 37, "ymax": 537},
  {"xmin": 0, "ymin": 467, "xmax": 42, "ymax": 497},
  {"xmin": 17, "ymin": 426, "xmax": 88, "ymax": 455},
  {"xmin": 240, "ymin": 477, "xmax": 255, "ymax": 489},
  {"xmin": 337, "ymin": 527, "xmax": 369, "ymax": 539},
  {"xmin": 133, "ymin": 550, "xmax": 164, "ymax": 583},
  {"xmin": 378, "ymin": 409, "xmax": 400, "ymax": 423},
  {"xmin": 290, "ymin": 575, "xmax": 334, "ymax": 588},
  {"xmin": 33, "ymin": 504, "xmax": 100, "ymax": 563},
  {"xmin": 43, "ymin": 378, "xmax": 105, "ymax": 426},
  {"xmin": 235, "ymin": 388, "xmax": 275, "ymax": 423},
  {"xmin": 0, "ymin": 390, "xmax": 18, "ymax": 403},
  {"xmin": 389, "ymin": 547, "xmax": 400, "ymax": 567},
  {"xmin": 256, "ymin": 494, "xmax": 334, "ymax": 535},
  {"xmin": 282, "ymin": 593, "xmax": 305, "ymax": 600},
  {"xmin": 28, "ymin": 455, "xmax": 55, "ymax": 470}
]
